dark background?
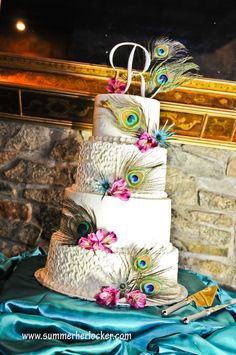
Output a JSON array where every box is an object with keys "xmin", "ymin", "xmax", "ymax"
[{"xmin": 0, "ymin": 0, "xmax": 235, "ymax": 80}]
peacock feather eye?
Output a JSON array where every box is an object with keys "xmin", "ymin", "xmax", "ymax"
[
  {"xmin": 126, "ymin": 169, "xmax": 145, "ymax": 188},
  {"xmin": 134, "ymin": 255, "xmax": 152, "ymax": 271},
  {"xmin": 157, "ymin": 73, "xmax": 169, "ymax": 85},
  {"xmin": 121, "ymin": 109, "xmax": 140, "ymax": 129},
  {"xmin": 70, "ymin": 219, "xmax": 91, "ymax": 238},
  {"xmin": 76, "ymin": 221, "xmax": 91, "ymax": 237},
  {"xmin": 156, "ymin": 45, "xmax": 169, "ymax": 58},
  {"xmin": 128, "ymin": 173, "xmax": 139, "ymax": 185},
  {"xmin": 126, "ymin": 113, "xmax": 139, "ymax": 127},
  {"xmin": 140, "ymin": 278, "xmax": 161, "ymax": 295}
]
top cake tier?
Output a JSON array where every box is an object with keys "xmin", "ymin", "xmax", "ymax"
[{"xmin": 93, "ymin": 94, "xmax": 160, "ymax": 140}]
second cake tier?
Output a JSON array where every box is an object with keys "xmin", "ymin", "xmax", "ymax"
[{"xmin": 76, "ymin": 137, "xmax": 167, "ymax": 199}]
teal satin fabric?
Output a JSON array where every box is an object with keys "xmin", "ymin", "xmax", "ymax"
[{"xmin": 0, "ymin": 249, "xmax": 236, "ymax": 355}]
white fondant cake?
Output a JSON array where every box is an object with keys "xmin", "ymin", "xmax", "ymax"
[
  {"xmin": 34, "ymin": 35, "xmax": 199, "ymax": 306},
  {"xmin": 35, "ymin": 92, "xmax": 182, "ymax": 306}
]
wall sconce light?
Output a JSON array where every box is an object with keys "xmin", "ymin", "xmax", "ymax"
[{"xmin": 16, "ymin": 20, "xmax": 26, "ymax": 31}]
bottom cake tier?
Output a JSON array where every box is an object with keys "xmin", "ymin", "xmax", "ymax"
[{"xmin": 35, "ymin": 231, "xmax": 183, "ymax": 305}]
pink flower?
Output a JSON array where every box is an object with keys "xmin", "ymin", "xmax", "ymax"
[
  {"xmin": 79, "ymin": 237, "xmax": 93, "ymax": 249},
  {"xmin": 102, "ymin": 231, "xmax": 118, "ymax": 245},
  {"xmin": 95, "ymin": 286, "xmax": 120, "ymax": 307},
  {"xmin": 126, "ymin": 290, "xmax": 147, "ymax": 309},
  {"xmin": 79, "ymin": 229, "xmax": 117, "ymax": 253},
  {"xmin": 136, "ymin": 132, "xmax": 158, "ymax": 153},
  {"xmin": 106, "ymin": 78, "xmax": 126, "ymax": 94},
  {"xmin": 108, "ymin": 178, "xmax": 131, "ymax": 201}
]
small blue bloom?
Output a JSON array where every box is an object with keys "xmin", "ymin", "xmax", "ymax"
[
  {"xmin": 96, "ymin": 180, "xmax": 111, "ymax": 194},
  {"xmin": 153, "ymin": 120, "xmax": 175, "ymax": 148}
]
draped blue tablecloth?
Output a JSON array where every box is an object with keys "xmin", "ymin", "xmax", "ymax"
[{"xmin": 0, "ymin": 248, "xmax": 236, "ymax": 355}]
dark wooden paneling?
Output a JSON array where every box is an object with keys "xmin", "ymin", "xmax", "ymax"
[
  {"xmin": 21, "ymin": 91, "xmax": 94, "ymax": 123},
  {"xmin": 0, "ymin": 87, "xmax": 20, "ymax": 114}
]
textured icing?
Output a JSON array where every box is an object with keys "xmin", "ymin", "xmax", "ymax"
[
  {"xmin": 91, "ymin": 136, "xmax": 135, "ymax": 144},
  {"xmin": 35, "ymin": 231, "xmax": 178, "ymax": 300},
  {"xmin": 65, "ymin": 189, "xmax": 171, "ymax": 248},
  {"xmin": 75, "ymin": 139, "xmax": 167, "ymax": 198},
  {"xmin": 93, "ymin": 94, "xmax": 160, "ymax": 139}
]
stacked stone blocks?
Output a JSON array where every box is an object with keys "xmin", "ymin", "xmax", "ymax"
[
  {"xmin": 0, "ymin": 121, "xmax": 82, "ymax": 256},
  {"xmin": 167, "ymin": 144, "xmax": 236, "ymax": 288}
]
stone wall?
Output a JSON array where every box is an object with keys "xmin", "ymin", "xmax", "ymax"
[
  {"xmin": 0, "ymin": 120, "xmax": 236, "ymax": 289},
  {"xmin": 167, "ymin": 144, "xmax": 236, "ymax": 289},
  {"xmin": 0, "ymin": 120, "xmax": 83, "ymax": 256}
]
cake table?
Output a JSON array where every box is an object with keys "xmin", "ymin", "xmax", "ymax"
[{"xmin": 0, "ymin": 248, "xmax": 236, "ymax": 355}]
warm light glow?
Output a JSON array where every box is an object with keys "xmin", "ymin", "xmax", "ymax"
[{"xmin": 16, "ymin": 20, "xmax": 26, "ymax": 31}]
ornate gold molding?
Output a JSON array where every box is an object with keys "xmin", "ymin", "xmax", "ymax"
[
  {"xmin": 0, "ymin": 52, "xmax": 235, "ymax": 149},
  {"xmin": 1, "ymin": 52, "xmax": 236, "ymax": 96}
]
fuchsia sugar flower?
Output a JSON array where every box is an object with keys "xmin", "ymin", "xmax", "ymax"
[
  {"xmin": 78, "ymin": 237, "xmax": 93, "ymax": 250},
  {"xmin": 108, "ymin": 178, "xmax": 131, "ymax": 201},
  {"xmin": 126, "ymin": 290, "xmax": 147, "ymax": 309},
  {"xmin": 95, "ymin": 287, "xmax": 147, "ymax": 309},
  {"xmin": 106, "ymin": 78, "xmax": 126, "ymax": 94},
  {"xmin": 79, "ymin": 229, "xmax": 117, "ymax": 253},
  {"xmin": 95, "ymin": 286, "xmax": 120, "ymax": 307},
  {"xmin": 102, "ymin": 231, "xmax": 118, "ymax": 246},
  {"xmin": 95, "ymin": 286, "xmax": 147, "ymax": 309},
  {"xmin": 136, "ymin": 132, "xmax": 158, "ymax": 153}
]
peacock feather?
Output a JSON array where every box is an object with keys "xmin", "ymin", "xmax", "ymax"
[
  {"xmin": 145, "ymin": 37, "xmax": 200, "ymax": 98},
  {"xmin": 146, "ymin": 57, "xmax": 199, "ymax": 97},
  {"xmin": 130, "ymin": 247, "xmax": 177, "ymax": 302},
  {"xmin": 118, "ymin": 151, "xmax": 164, "ymax": 193},
  {"xmin": 60, "ymin": 198, "xmax": 97, "ymax": 243},
  {"xmin": 149, "ymin": 37, "xmax": 188, "ymax": 62},
  {"xmin": 106, "ymin": 246, "xmax": 177, "ymax": 303},
  {"xmin": 95, "ymin": 150, "xmax": 164, "ymax": 197},
  {"xmin": 100, "ymin": 95, "xmax": 150, "ymax": 137}
]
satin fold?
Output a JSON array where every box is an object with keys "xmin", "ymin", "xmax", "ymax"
[{"xmin": 0, "ymin": 249, "xmax": 235, "ymax": 354}]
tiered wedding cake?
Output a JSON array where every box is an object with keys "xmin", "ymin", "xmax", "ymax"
[{"xmin": 36, "ymin": 40, "xmax": 198, "ymax": 307}]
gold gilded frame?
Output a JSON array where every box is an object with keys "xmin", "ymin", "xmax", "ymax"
[{"xmin": 0, "ymin": 52, "xmax": 235, "ymax": 149}]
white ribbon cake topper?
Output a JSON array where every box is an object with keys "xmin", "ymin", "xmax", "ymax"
[
  {"xmin": 109, "ymin": 39, "xmax": 199, "ymax": 98},
  {"xmin": 109, "ymin": 42, "xmax": 151, "ymax": 97}
]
